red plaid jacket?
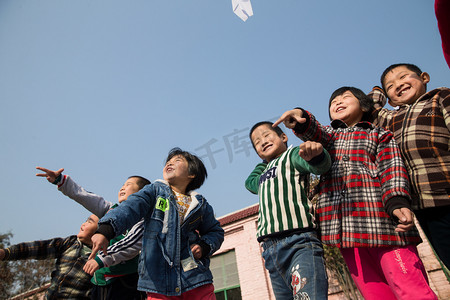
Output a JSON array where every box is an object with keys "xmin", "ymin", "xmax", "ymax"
[
  {"xmin": 293, "ymin": 110, "xmax": 421, "ymax": 248},
  {"xmin": 370, "ymin": 87, "xmax": 450, "ymax": 209}
]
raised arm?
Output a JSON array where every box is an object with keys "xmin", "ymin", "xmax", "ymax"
[
  {"xmin": 367, "ymin": 87, "xmax": 393, "ymax": 129},
  {"xmin": 36, "ymin": 167, "xmax": 112, "ymax": 217}
]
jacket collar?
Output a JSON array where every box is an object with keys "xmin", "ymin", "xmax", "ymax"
[
  {"xmin": 330, "ymin": 119, "xmax": 374, "ymax": 130},
  {"xmin": 154, "ymin": 179, "xmax": 202, "ymax": 215}
]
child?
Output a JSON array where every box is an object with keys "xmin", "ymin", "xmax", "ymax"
[
  {"xmin": 36, "ymin": 166, "xmax": 150, "ymax": 300},
  {"xmin": 245, "ymin": 121, "xmax": 331, "ymax": 300},
  {"xmin": 0, "ymin": 214, "xmax": 99, "ymax": 299},
  {"xmin": 89, "ymin": 148, "xmax": 224, "ymax": 299},
  {"xmin": 369, "ymin": 63, "xmax": 450, "ymax": 271},
  {"xmin": 274, "ymin": 87, "xmax": 437, "ymax": 300}
]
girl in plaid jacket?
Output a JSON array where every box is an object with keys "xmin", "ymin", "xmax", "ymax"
[{"xmin": 274, "ymin": 87, "xmax": 437, "ymax": 300}]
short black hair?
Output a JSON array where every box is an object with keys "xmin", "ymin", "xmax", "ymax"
[
  {"xmin": 380, "ymin": 63, "xmax": 422, "ymax": 91},
  {"xmin": 165, "ymin": 147, "xmax": 207, "ymax": 193},
  {"xmin": 249, "ymin": 121, "xmax": 285, "ymax": 150},
  {"xmin": 128, "ymin": 176, "xmax": 151, "ymax": 190},
  {"xmin": 328, "ymin": 86, "xmax": 374, "ymax": 122}
]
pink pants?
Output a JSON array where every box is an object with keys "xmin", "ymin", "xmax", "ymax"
[
  {"xmin": 340, "ymin": 246, "xmax": 437, "ymax": 300},
  {"xmin": 147, "ymin": 284, "xmax": 216, "ymax": 300}
]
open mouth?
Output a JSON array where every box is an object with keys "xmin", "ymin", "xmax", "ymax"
[
  {"xmin": 398, "ymin": 86, "xmax": 410, "ymax": 96},
  {"xmin": 262, "ymin": 144, "xmax": 272, "ymax": 152},
  {"xmin": 336, "ymin": 107, "xmax": 345, "ymax": 112}
]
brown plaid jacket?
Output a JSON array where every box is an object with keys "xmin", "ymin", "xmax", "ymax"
[{"xmin": 370, "ymin": 87, "xmax": 450, "ymax": 209}]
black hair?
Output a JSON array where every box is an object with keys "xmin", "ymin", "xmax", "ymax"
[
  {"xmin": 249, "ymin": 121, "xmax": 285, "ymax": 150},
  {"xmin": 328, "ymin": 86, "xmax": 374, "ymax": 122},
  {"xmin": 165, "ymin": 147, "xmax": 207, "ymax": 193},
  {"xmin": 380, "ymin": 63, "xmax": 422, "ymax": 91},
  {"xmin": 128, "ymin": 176, "xmax": 151, "ymax": 190}
]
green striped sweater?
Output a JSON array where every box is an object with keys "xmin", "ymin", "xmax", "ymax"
[{"xmin": 245, "ymin": 146, "xmax": 331, "ymax": 239}]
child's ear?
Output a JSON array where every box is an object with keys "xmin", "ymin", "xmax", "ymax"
[
  {"xmin": 281, "ymin": 133, "xmax": 288, "ymax": 143},
  {"xmin": 420, "ymin": 72, "xmax": 430, "ymax": 85},
  {"xmin": 188, "ymin": 174, "xmax": 195, "ymax": 179}
]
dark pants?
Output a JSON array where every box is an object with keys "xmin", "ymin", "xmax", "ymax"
[
  {"xmin": 415, "ymin": 205, "xmax": 450, "ymax": 270},
  {"xmin": 91, "ymin": 272, "xmax": 145, "ymax": 300}
]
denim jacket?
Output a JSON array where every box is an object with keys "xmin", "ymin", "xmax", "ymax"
[{"xmin": 98, "ymin": 180, "xmax": 224, "ymax": 296}]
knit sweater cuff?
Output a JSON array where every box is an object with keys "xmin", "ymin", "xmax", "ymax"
[
  {"xmin": 292, "ymin": 108, "xmax": 310, "ymax": 135},
  {"xmin": 96, "ymin": 224, "xmax": 115, "ymax": 241},
  {"xmin": 94, "ymin": 256, "xmax": 105, "ymax": 268},
  {"xmin": 385, "ymin": 196, "xmax": 411, "ymax": 221},
  {"xmin": 308, "ymin": 151, "xmax": 326, "ymax": 165}
]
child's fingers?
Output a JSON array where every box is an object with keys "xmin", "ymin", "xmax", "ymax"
[
  {"xmin": 395, "ymin": 223, "xmax": 414, "ymax": 232},
  {"xmin": 273, "ymin": 111, "xmax": 290, "ymax": 127},
  {"xmin": 35, "ymin": 166, "xmax": 48, "ymax": 173}
]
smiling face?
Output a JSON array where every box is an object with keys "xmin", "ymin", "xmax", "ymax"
[
  {"xmin": 163, "ymin": 154, "xmax": 195, "ymax": 194},
  {"xmin": 77, "ymin": 214, "xmax": 99, "ymax": 245},
  {"xmin": 383, "ymin": 66, "xmax": 430, "ymax": 107},
  {"xmin": 250, "ymin": 124, "xmax": 288, "ymax": 162},
  {"xmin": 118, "ymin": 177, "xmax": 141, "ymax": 203},
  {"xmin": 329, "ymin": 90, "xmax": 364, "ymax": 127}
]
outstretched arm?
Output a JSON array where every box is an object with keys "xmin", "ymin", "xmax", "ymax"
[
  {"xmin": 2, "ymin": 236, "xmax": 75, "ymax": 261},
  {"xmin": 36, "ymin": 167, "xmax": 112, "ymax": 217}
]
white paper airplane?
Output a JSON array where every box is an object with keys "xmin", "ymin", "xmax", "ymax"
[{"xmin": 232, "ymin": 0, "xmax": 253, "ymax": 21}]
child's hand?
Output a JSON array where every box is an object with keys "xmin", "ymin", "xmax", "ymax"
[
  {"xmin": 393, "ymin": 208, "xmax": 414, "ymax": 232},
  {"xmin": 273, "ymin": 109, "xmax": 305, "ymax": 129},
  {"xmin": 36, "ymin": 166, "xmax": 64, "ymax": 183},
  {"xmin": 299, "ymin": 141, "xmax": 323, "ymax": 162},
  {"xmin": 89, "ymin": 233, "xmax": 109, "ymax": 260},
  {"xmin": 83, "ymin": 259, "xmax": 100, "ymax": 275},
  {"xmin": 190, "ymin": 244, "xmax": 203, "ymax": 260},
  {"xmin": 0, "ymin": 249, "xmax": 5, "ymax": 260}
]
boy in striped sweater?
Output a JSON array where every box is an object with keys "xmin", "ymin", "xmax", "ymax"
[{"xmin": 245, "ymin": 121, "xmax": 331, "ymax": 300}]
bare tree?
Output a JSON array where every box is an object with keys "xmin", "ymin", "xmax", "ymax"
[
  {"xmin": 0, "ymin": 232, "xmax": 14, "ymax": 299},
  {"xmin": 0, "ymin": 232, "xmax": 55, "ymax": 298}
]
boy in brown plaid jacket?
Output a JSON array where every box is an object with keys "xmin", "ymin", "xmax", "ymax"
[
  {"xmin": 369, "ymin": 63, "xmax": 450, "ymax": 271},
  {"xmin": 0, "ymin": 214, "xmax": 99, "ymax": 299}
]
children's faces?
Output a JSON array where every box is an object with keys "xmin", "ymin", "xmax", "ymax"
[
  {"xmin": 251, "ymin": 124, "xmax": 288, "ymax": 162},
  {"xmin": 329, "ymin": 91, "xmax": 364, "ymax": 126},
  {"xmin": 77, "ymin": 214, "xmax": 99, "ymax": 245},
  {"xmin": 383, "ymin": 66, "xmax": 430, "ymax": 106},
  {"xmin": 163, "ymin": 155, "xmax": 194, "ymax": 193},
  {"xmin": 118, "ymin": 177, "xmax": 141, "ymax": 203}
]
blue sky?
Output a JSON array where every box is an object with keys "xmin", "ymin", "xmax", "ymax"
[{"xmin": 0, "ymin": 1, "xmax": 448, "ymax": 245}]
